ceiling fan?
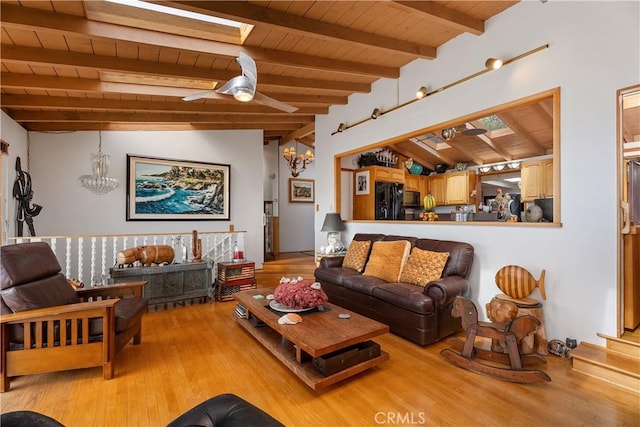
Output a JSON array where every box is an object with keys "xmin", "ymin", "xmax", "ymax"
[
  {"xmin": 441, "ymin": 124, "xmax": 487, "ymax": 141},
  {"xmin": 182, "ymin": 52, "xmax": 298, "ymax": 113}
]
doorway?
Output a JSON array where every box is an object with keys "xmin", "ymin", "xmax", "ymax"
[{"xmin": 618, "ymin": 85, "xmax": 640, "ymax": 336}]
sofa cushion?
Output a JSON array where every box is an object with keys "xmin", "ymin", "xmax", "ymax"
[
  {"xmin": 314, "ymin": 266, "xmax": 362, "ymax": 286},
  {"xmin": 399, "ymin": 248, "xmax": 450, "ymax": 287},
  {"xmin": 363, "ymin": 240, "xmax": 411, "ymax": 283},
  {"xmin": 341, "ymin": 274, "xmax": 388, "ymax": 296},
  {"xmin": 373, "ymin": 282, "xmax": 435, "ymax": 315},
  {"xmin": 342, "ymin": 240, "xmax": 372, "ymax": 272}
]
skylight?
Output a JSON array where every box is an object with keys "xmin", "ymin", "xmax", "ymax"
[
  {"xmin": 104, "ymin": 0, "xmax": 243, "ymax": 28},
  {"xmin": 476, "ymin": 115, "xmax": 508, "ymax": 131}
]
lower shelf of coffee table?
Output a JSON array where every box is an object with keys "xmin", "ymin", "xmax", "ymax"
[{"xmin": 234, "ymin": 314, "xmax": 389, "ymax": 390}]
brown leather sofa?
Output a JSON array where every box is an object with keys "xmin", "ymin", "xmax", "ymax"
[
  {"xmin": 0, "ymin": 242, "xmax": 147, "ymax": 392},
  {"xmin": 314, "ymin": 233, "xmax": 474, "ymax": 346}
]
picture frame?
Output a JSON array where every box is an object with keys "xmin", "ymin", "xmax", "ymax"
[
  {"xmin": 289, "ymin": 178, "xmax": 314, "ymax": 203},
  {"xmin": 355, "ymin": 170, "xmax": 370, "ymax": 195},
  {"xmin": 126, "ymin": 154, "xmax": 230, "ymax": 221}
]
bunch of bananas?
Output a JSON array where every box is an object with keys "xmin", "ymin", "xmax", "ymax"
[{"xmin": 423, "ymin": 193, "xmax": 436, "ymax": 211}]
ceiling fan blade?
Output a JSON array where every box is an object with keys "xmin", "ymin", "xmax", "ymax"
[
  {"xmin": 182, "ymin": 90, "xmax": 216, "ymax": 102},
  {"xmin": 253, "ymin": 92, "xmax": 298, "ymax": 113},
  {"xmin": 461, "ymin": 128, "xmax": 487, "ymax": 136},
  {"xmin": 237, "ymin": 52, "xmax": 257, "ymax": 84}
]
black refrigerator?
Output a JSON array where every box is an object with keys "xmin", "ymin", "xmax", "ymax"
[{"xmin": 375, "ymin": 182, "xmax": 404, "ymax": 220}]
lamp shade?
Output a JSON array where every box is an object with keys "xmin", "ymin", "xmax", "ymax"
[{"xmin": 321, "ymin": 213, "xmax": 346, "ymax": 232}]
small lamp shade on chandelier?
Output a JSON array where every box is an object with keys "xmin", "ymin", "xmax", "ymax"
[
  {"xmin": 320, "ymin": 212, "xmax": 346, "ymax": 253},
  {"xmin": 78, "ymin": 131, "xmax": 120, "ymax": 195},
  {"xmin": 282, "ymin": 142, "xmax": 314, "ymax": 177}
]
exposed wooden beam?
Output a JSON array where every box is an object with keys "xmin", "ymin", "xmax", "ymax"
[
  {"xmin": 0, "ymin": 45, "xmax": 371, "ymax": 93},
  {"xmin": 0, "ymin": 3, "xmax": 399, "ymax": 79},
  {"xmin": 8, "ymin": 110, "xmax": 313, "ymax": 124},
  {"xmin": 279, "ymin": 122, "xmax": 316, "ymax": 145},
  {"xmin": 1, "ymin": 95, "xmax": 327, "ymax": 115},
  {"xmin": 1, "ymin": 73, "xmax": 347, "ymax": 105},
  {"xmin": 390, "ymin": 1, "xmax": 485, "ymax": 35},
  {"xmin": 24, "ymin": 122, "xmax": 302, "ymax": 131},
  {"xmin": 167, "ymin": 1, "xmax": 437, "ymax": 59}
]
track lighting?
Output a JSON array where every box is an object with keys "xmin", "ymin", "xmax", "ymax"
[
  {"xmin": 331, "ymin": 45, "xmax": 548, "ymax": 136},
  {"xmin": 485, "ymin": 58, "xmax": 503, "ymax": 70}
]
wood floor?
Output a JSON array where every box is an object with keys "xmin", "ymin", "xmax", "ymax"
[{"xmin": 1, "ymin": 257, "xmax": 639, "ymax": 426}]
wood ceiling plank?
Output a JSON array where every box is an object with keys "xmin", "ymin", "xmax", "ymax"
[
  {"xmin": 1, "ymin": 3, "xmax": 398, "ymax": 78},
  {"xmin": 170, "ymin": 1, "xmax": 436, "ymax": 58},
  {"xmin": 390, "ymin": 1, "xmax": 484, "ymax": 35}
]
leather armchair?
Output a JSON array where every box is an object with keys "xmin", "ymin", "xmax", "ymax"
[{"xmin": 0, "ymin": 242, "xmax": 147, "ymax": 392}]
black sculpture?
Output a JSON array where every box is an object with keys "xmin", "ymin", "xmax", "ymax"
[{"xmin": 13, "ymin": 157, "xmax": 42, "ymax": 236}]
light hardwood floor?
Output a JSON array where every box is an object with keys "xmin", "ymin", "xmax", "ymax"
[{"xmin": 1, "ymin": 258, "xmax": 638, "ymax": 426}]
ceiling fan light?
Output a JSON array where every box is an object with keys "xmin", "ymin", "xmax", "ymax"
[
  {"xmin": 485, "ymin": 57, "xmax": 503, "ymax": 70},
  {"xmin": 416, "ymin": 86, "xmax": 428, "ymax": 99},
  {"xmin": 233, "ymin": 86, "xmax": 253, "ymax": 102},
  {"xmin": 441, "ymin": 127, "xmax": 456, "ymax": 141}
]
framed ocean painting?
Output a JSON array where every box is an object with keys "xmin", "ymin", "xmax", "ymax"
[{"xmin": 126, "ymin": 155, "xmax": 230, "ymax": 221}]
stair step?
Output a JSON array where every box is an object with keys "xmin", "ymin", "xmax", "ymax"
[
  {"xmin": 596, "ymin": 332, "xmax": 640, "ymax": 358},
  {"xmin": 571, "ymin": 342, "xmax": 640, "ymax": 393}
]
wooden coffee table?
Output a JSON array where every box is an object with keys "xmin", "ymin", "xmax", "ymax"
[{"xmin": 233, "ymin": 287, "xmax": 389, "ymax": 390}]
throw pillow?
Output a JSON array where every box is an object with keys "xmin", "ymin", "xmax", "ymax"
[
  {"xmin": 363, "ymin": 240, "xmax": 411, "ymax": 283},
  {"xmin": 342, "ymin": 240, "xmax": 372, "ymax": 272},
  {"xmin": 399, "ymin": 247, "xmax": 450, "ymax": 287}
]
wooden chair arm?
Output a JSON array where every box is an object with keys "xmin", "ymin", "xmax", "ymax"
[
  {"xmin": 76, "ymin": 280, "xmax": 147, "ymax": 300},
  {"xmin": 0, "ymin": 299, "xmax": 119, "ymax": 324}
]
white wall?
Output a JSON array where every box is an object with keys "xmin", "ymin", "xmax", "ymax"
[
  {"xmin": 314, "ymin": 1, "xmax": 640, "ymax": 345},
  {"xmin": 1, "ymin": 111, "xmax": 28, "ymax": 242},
  {"xmin": 278, "ymin": 143, "xmax": 315, "ymax": 252},
  {"xmin": 2, "ymin": 128, "xmax": 266, "ymax": 267}
]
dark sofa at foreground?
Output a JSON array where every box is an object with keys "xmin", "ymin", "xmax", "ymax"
[{"xmin": 314, "ymin": 233, "xmax": 474, "ymax": 346}]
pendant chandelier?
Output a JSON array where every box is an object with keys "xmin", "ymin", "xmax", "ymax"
[
  {"xmin": 282, "ymin": 141, "xmax": 314, "ymax": 177},
  {"xmin": 78, "ymin": 131, "xmax": 120, "ymax": 195}
]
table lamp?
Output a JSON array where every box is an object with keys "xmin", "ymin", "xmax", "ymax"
[{"xmin": 321, "ymin": 213, "xmax": 346, "ymax": 253}]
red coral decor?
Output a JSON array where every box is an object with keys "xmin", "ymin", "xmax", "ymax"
[{"xmin": 273, "ymin": 277, "xmax": 328, "ymax": 310}]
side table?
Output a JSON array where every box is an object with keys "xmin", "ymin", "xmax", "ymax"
[
  {"xmin": 315, "ymin": 250, "xmax": 347, "ymax": 267},
  {"xmin": 215, "ymin": 261, "xmax": 257, "ymax": 301}
]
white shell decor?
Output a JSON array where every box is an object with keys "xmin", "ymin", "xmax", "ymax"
[
  {"xmin": 311, "ymin": 282, "xmax": 322, "ymax": 290},
  {"xmin": 278, "ymin": 313, "xmax": 303, "ymax": 325},
  {"xmin": 279, "ymin": 276, "xmax": 305, "ymax": 284},
  {"xmin": 266, "ymin": 294, "xmax": 274, "ymax": 300}
]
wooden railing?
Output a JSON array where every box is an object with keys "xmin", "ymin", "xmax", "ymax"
[{"xmin": 8, "ymin": 230, "xmax": 245, "ymax": 286}]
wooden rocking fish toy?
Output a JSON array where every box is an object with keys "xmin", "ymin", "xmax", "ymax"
[{"xmin": 495, "ymin": 265, "xmax": 546, "ymax": 300}]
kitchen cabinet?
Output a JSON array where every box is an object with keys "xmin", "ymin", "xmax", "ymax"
[
  {"xmin": 521, "ymin": 159, "xmax": 553, "ymax": 202},
  {"xmin": 427, "ymin": 175, "xmax": 446, "ymax": 206},
  {"xmin": 405, "ymin": 173, "xmax": 420, "ymax": 191},
  {"xmin": 445, "ymin": 171, "xmax": 477, "ymax": 205},
  {"xmin": 374, "ymin": 166, "xmax": 404, "ymax": 183}
]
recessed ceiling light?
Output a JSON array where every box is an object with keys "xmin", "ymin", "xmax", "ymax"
[{"xmin": 104, "ymin": 0, "xmax": 243, "ymax": 27}]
